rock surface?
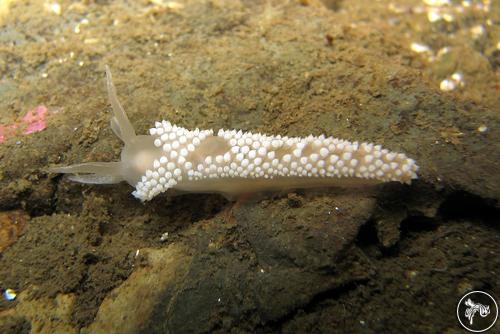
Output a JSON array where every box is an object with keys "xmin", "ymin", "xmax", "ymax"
[{"xmin": 0, "ymin": 0, "xmax": 498, "ymax": 333}]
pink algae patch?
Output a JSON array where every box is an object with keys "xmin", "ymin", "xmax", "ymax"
[
  {"xmin": 21, "ymin": 105, "xmax": 48, "ymax": 135},
  {"xmin": 0, "ymin": 105, "xmax": 50, "ymax": 143},
  {"xmin": 0, "ymin": 124, "xmax": 18, "ymax": 144}
]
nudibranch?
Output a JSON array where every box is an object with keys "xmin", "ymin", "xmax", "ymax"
[{"xmin": 50, "ymin": 66, "xmax": 418, "ymax": 201}]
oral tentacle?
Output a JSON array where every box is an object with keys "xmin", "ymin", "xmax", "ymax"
[{"xmin": 49, "ymin": 162, "xmax": 124, "ymax": 184}]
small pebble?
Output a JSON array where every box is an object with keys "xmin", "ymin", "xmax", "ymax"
[
  {"xmin": 477, "ymin": 125, "xmax": 487, "ymax": 133},
  {"xmin": 160, "ymin": 232, "xmax": 169, "ymax": 242},
  {"xmin": 3, "ymin": 288, "xmax": 16, "ymax": 301}
]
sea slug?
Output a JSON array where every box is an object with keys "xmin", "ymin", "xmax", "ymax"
[{"xmin": 50, "ymin": 66, "xmax": 419, "ymax": 201}]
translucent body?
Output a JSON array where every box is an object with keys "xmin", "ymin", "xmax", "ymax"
[{"xmin": 50, "ymin": 67, "xmax": 418, "ymax": 201}]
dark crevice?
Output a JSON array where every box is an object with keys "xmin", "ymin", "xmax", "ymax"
[
  {"xmin": 355, "ymin": 218, "xmax": 404, "ymax": 257},
  {"xmin": 399, "ymin": 215, "xmax": 439, "ymax": 235},
  {"xmin": 295, "ymin": 279, "xmax": 367, "ymax": 313},
  {"xmin": 356, "ymin": 219, "xmax": 378, "ymax": 247},
  {"xmin": 354, "ymin": 187, "xmax": 499, "ymax": 261},
  {"xmin": 262, "ymin": 279, "xmax": 368, "ymax": 333},
  {"xmin": 438, "ymin": 191, "xmax": 498, "ymax": 224}
]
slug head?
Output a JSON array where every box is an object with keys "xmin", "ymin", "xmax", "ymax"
[{"xmin": 49, "ymin": 66, "xmax": 160, "ymax": 187}]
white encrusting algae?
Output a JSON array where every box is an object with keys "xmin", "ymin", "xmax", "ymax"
[{"xmin": 50, "ymin": 66, "xmax": 419, "ymax": 201}]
